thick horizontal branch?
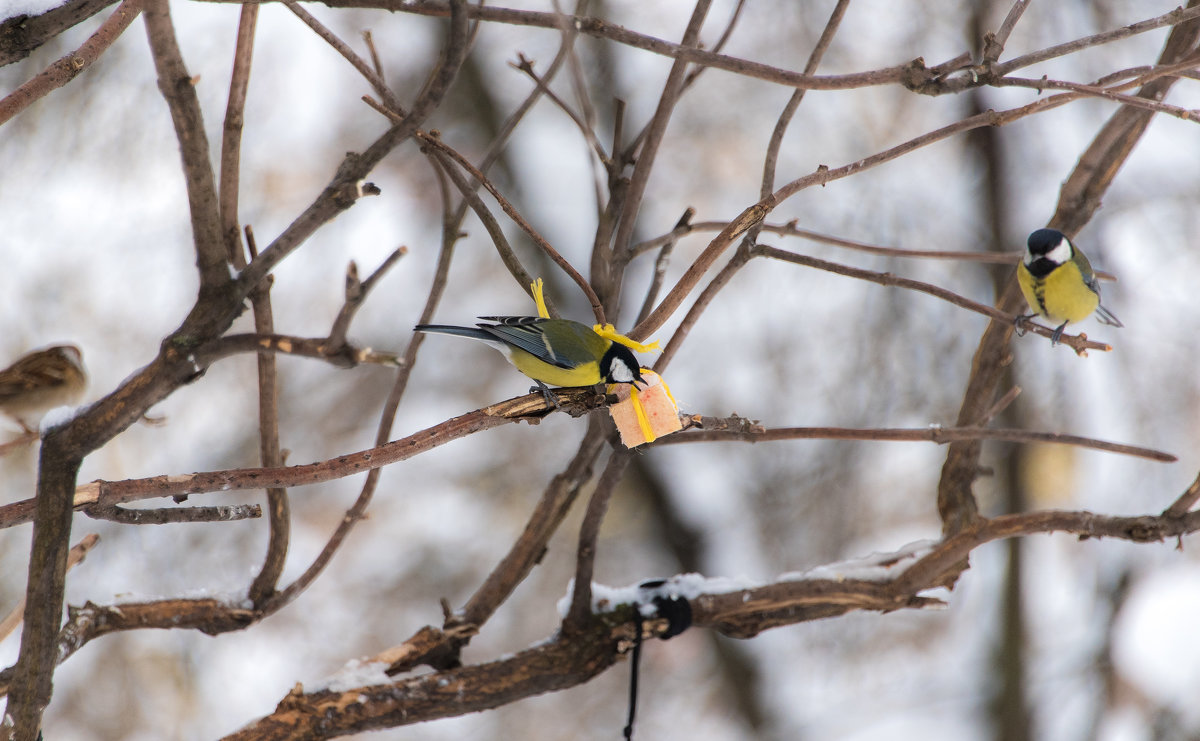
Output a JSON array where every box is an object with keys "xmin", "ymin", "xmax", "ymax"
[
  {"xmin": 0, "ymin": 597, "xmax": 258, "ymax": 696},
  {"xmin": 0, "ymin": 388, "xmax": 610, "ymax": 529},
  {"xmin": 690, "ymin": 504, "xmax": 1200, "ymax": 637},
  {"xmin": 892, "ymin": 507, "xmax": 1200, "ymax": 594},
  {"xmin": 221, "ymin": 499, "xmax": 1200, "ymax": 737},
  {"xmin": 223, "ymin": 623, "xmax": 626, "ymax": 740}
]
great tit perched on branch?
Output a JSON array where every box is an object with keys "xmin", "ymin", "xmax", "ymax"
[
  {"xmin": 414, "ymin": 316, "xmax": 645, "ymax": 397},
  {"xmin": 1017, "ymin": 228, "xmax": 1123, "ymax": 343}
]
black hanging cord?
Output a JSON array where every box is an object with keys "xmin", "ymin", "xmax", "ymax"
[{"xmin": 623, "ymin": 609, "xmax": 645, "ymax": 740}]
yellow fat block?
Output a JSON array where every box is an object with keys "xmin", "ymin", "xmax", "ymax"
[{"xmin": 608, "ymin": 370, "xmax": 682, "ymax": 447}]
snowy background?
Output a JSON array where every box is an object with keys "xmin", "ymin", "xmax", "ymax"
[{"xmin": 2, "ymin": 1, "xmax": 1200, "ymax": 739}]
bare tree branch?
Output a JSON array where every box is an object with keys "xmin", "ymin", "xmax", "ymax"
[
  {"xmin": 0, "ymin": 0, "xmax": 141, "ymax": 126},
  {"xmin": 660, "ymin": 419, "xmax": 1176, "ymax": 464},
  {"xmin": 603, "ymin": 0, "xmax": 711, "ymax": 312},
  {"xmin": 84, "ymin": 502, "xmax": 261, "ymax": 524},
  {"xmin": 218, "ymin": 4, "xmax": 257, "ymax": 263},
  {"xmin": 0, "ymin": 533, "xmax": 98, "ymax": 644},
  {"xmin": 217, "ymin": 500, "xmax": 1200, "ymax": 739},
  {"xmin": 0, "ymin": 0, "xmax": 118, "ymax": 67},
  {"xmin": 415, "ymin": 131, "xmax": 605, "ymax": 320},
  {"xmin": 753, "ymin": 244, "xmax": 1112, "ymax": 354},
  {"xmin": 144, "ymin": 0, "xmax": 230, "ymax": 297},
  {"xmin": 566, "ymin": 449, "xmax": 633, "ymax": 628}
]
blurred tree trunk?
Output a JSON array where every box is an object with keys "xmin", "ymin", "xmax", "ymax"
[{"xmin": 967, "ymin": 2, "xmax": 1031, "ymax": 740}]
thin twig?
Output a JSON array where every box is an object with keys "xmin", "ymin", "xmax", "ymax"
[
  {"xmin": 633, "ymin": 220, "xmax": 1016, "ymax": 263},
  {"xmin": 608, "ymin": 0, "xmax": 711, "ymax": 279},
  {"xmin": 654, "ymin": 245, "xmax": 753, "ymax": 373},
  {"xmin": 360, "ymin": 91, "xmax": 560, "ymax": 314},
  {"xmin": 752, "ymin": 244, "xmax": 1111, "ymax": 354},
  {"xmin": 992, "ymin": 4, "xmax": 1200, "ymax": 78},
  {"xmin": 631, "ymin": 218, "xmax": 1122, "ymax": 280},
  {"xmin": 263, "ymin": 249, "xmax": 478, "ymax": 615},
  {"xmin": 238, "ymin": 0, "xmax": 470, "ymax": 296},
  {"xmin": 997, "ymin": 72, "xmax": 1200, "ymax": 123},
  {"xmin": 617, "ymin": 0, "xmax": 746, "ymax": 161},
  {"xmin": 244, "ymin": 226, "xmax": 290, "ymax": 606},
  {"xmin": 681, "ymin": 0, "xmax": 745, "ymax": 89},
  {"xmin": 982, "ymin": 0, "xmax": 1031, "ymax": 62},
  {"xmin": 566, "ymin": 449, "xmax": 633, "ymax": 629},
  {"xmin": 196, "ymin": 1, "xmax": 1200, "ymax": 100},
  {"xmin": 663, "ymin": 419, "xmax": 1175, "ymax": 463},
  {"xmin": 447, "ymin": 18, "xmax": 580, "ymax": 232},
  {"xmin": 327, "ymin": 247, "xmax": 409, "ymax": 348},
  {"xmin": 455, "ymin": 422, "xmax": 606, "ymax": 629},
  {"xmin": 196, "ymin": 333, "xmax": 402, "ymax": 369},
  {"xmin": 0, "ymin": 430, "xmax": 38, "ymax": 456},
  {"xmin": 381, "ymin": 419, "xmax": 612, "ymax": 673},
  {"xmin": 760, "ymin": 0, "xmax": 850, "ymax": 198},
  {"xmin": 85, "ymin": 503, "xmax": 262, "ymax": 524},
  {"xmin": 555, "ymin": 0, "xmax": 607, "ymax": 205},
  {"xmin": 363, "ymin": 30, "xmax": 386, "ymax": 80},
  {"xmin": 1165, "ymin": 470, "xmax": 1200, "ymax": 518},
  {"xmin": 144, "ymin": 0, "xmax": 229, "ymax": 294},
  {"xmin": 284, "ymin": 0, "xmax": 405, "ymax": 114},
  {"xmin": 312, "ymin": 0, "xmax": 972, "ymax": 91},
  {"xmin": 0, "ymin": 533, "xmax": 98, "ymax": 643},
  {"xmin": 978, "ymin": 386, "xmax": 1022, "ymax": 426},
  {"xmin": 631, "ymin": 86, "xmax": 1102, "ymax": 341},
  {"xmin": 510, "ymin": 53, "xmax": 609, "ymax": 165},
  {"xmin": 635, "ymin": 208, "xmax": 693, "ymax": 326},
  {"xmin": 415, "ymin": 131, "xmax": 605, "ymax": 321},
  {"xmin": 219, "ymin": 3, "xmax": 258, "ymax": 264},
  {"xmin": 424, "ymin": 149, "xmax": 547, "ymax": 311}
]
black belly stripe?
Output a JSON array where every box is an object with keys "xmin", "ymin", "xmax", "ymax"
[{"xmin": 1033, "ymin": 281, "xmax": 1049, "ymax": 315}]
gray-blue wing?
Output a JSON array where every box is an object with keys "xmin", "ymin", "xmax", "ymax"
[{"xmin": 476, "ymin": 316, "xmax": 576, "ymax": 369}]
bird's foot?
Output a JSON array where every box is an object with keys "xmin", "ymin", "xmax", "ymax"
[
  {"xmin": 1050, "ymin": 321, "xmax": 1068, "ymax": 345},
  {"xmin": 531, "ymin": 382, "xmax": 561, "ymax": 409},
  {"xmin": 1013, "ymin": 314, "xmax": 1034, "ymax": 337}
]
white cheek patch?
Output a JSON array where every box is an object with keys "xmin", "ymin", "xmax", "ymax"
[
  {"xmin": 1045, "ymin": 237, "xmax": 1073, "ymax": 265},
  {"xmin": 609, "ymin": 361, "xmax": 637, "ymax": 384}
]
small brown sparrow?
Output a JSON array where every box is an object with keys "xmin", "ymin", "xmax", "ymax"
[{"xmin": 0, "ymin": 345, "xmax": 87, "ymax": 433}]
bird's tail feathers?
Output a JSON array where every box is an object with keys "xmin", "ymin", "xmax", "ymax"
[
  {"xmin": 1094, "ymin": 304, "xmax": 1123, "ymax": 328},
  {"xmin": 413, "ymin": 324, "xmax": 495, "ymax": 341}
]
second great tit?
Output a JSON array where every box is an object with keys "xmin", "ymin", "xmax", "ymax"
[
  {"xmin": 1017, "ymin": 228, "xmax": 1123, "ymax": 343},
  {"xmin": 414, "ymin": 316, "xmax": 645, "ymax": 393}
]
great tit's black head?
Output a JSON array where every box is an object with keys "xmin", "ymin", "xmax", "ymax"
[
  {"xmin": 1026, "ymin": 228, "xmax": 1071, "ymax": 265},
  {"xmin": 601, "ymin": 343, "xmax": 644, "ymax": 386}
]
